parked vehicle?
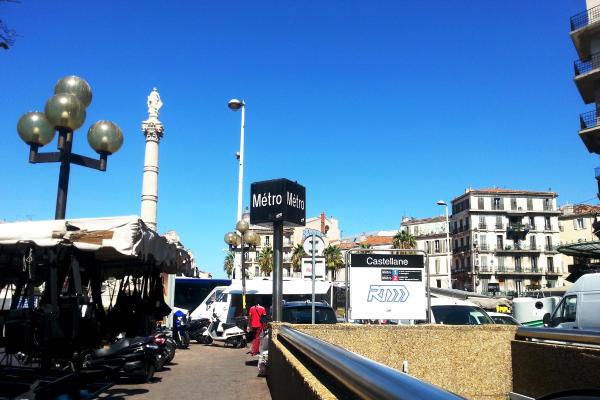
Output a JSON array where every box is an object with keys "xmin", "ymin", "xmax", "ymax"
[
  {"xmin": 201, "ymin": 311, "xmax": 247, "ymax": 348},
  {"xmin": 281, "ymin": 301, "xmax": 337, "ymax": 324},
  {"xmin": 487, "ymin": 312, "xmax": 521, "ymax": 326},
  {"xmin": 188, "ymin": 318, "xmax": 211, "ymax": 344},
  {"xmin": 82, "ymin": 335, "xmax": 158, "ymax": 382},
  {"xmin": 153, "ymin": 331, "xmax": 176, "ymax": 369},
  {"xmin": 543, "ymin": 273, "xmax": 600, "ymax": 330},
  {"xmin": 513, "ymin": 296, "xmax": 560, "ymax": 326},
  {"xmin": 191, "ymin": 279, "xmax": 333, "ymax": 326},
  {"xmin": 429, "ymin": 298, "xmax": 494, "ymax": 325},
  {"xmin": 172, "ymin": 309, "xmax": 190, "ymax": 349}
]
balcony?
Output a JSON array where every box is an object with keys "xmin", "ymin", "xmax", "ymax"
[
  {"xmin": 571, "ymin": 5, "xmax": 600, "ymax": 60},
  {"xmin": 495, "ymin": 244, "xmax": 541, "ymax": 254},
  {"xmin": 478, "ymin": 223, "xmax": 487, "ymax": 230},
  {"xmin": 546, "ymin": 268, "xmax": 561, "ymax": 276},
  {"xmin": 496, "ymin": 266, "xmax": 543, "ymax": 275},
  {"xmin": 579, "ymin": 110, "xmax": 600, "ymax": 154},
  {"xmin": 495, "ymin": 223, "xmax": 504, "ymax": 230},
  {"xmin": 574, "ymin": 53, "xmax": 600, "ymax": 103},
  {"xmin": 544, "ymin": 245, "xmax": 558, "ymax": 253},
  {"xmin": 478, "ymin": 243, "xmax": 490, "ymax": 251},
  {"xmin": 506, "ymin": 224, "xmax": 529, "ymax": 241},
  {"xmin": 478, "ymin": 266, "xmax": 493, "ymax": 274}
]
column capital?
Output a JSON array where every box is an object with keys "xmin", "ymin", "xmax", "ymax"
[{"xmin": 142, "ymin": 119, "xmax": 164, "ymax": 142}]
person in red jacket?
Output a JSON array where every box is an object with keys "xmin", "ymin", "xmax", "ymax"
[{"xmin": 248, "ymin": 303, "xmax": 266, "ymax": 356}]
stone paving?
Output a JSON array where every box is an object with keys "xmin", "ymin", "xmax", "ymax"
[{"xmin": 100, "ymin": 341, "xmax": 271, "ymax": 399}]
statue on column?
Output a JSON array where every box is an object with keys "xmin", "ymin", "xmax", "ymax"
[{"xmin": 147, "ymin": 87, "xmax": 163, "ymax": 119}]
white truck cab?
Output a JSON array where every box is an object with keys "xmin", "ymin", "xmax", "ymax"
[{"xmin": 544, "ymin": 273, "xmax": 600, "ymax": 330}]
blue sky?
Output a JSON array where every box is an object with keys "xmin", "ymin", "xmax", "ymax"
[{"xmin": 1, "ymin": 1, "xmax": 596, "ymax": 277}]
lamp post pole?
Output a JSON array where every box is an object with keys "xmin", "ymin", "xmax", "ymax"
[
  {"xmin": 225, "ymin": 219, "xmax": 258, "ymax": 317},
  {"xmin": 437, "ymin": 200, "xmax": 452, "ymax": 289},
  {"xmin": 229, "ymin": 99, "xmax": 246, "ymax": 280}
]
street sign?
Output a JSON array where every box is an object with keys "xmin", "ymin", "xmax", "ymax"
[
  {"xmin": 250, "ymin": 179, "xmax": 306, "ymax": 227},
  {"xmin": 303, "ymin": 235, "xmax": 325, "ymax": 256},
  {"xmin": 350, "ymin": 253, "xmax": 426, "ymax": 320},
  {"xmin": 302, "ymin": 256, "xmax": 325, "ymax": 279}
]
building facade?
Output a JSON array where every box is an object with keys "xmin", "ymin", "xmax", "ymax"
[
  {"xmin": 401, "ymin": 216, "xmax": 451, "ymax": 289},
  {"xmin": 558, "ymin": 204, "xmax": 600, "ymax": 279},
  {"xmin": 451, "ymin": 188, "xmax": 563, "ymax": 295}
]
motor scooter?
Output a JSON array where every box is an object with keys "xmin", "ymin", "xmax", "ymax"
[
  {"xmin": 172, "ymin": 310, "xmax": 190, "ymax": 349},
  {"xmin": 188, "ymin": 318, "xmax": 210, "ymax": 343},
  {"xmin": 82, "ymin": 335, "xmax": 158, "ymax": 382},
  {"xmin": 201, "ymin": 312, "xmax": 246, "ymax": 348}
]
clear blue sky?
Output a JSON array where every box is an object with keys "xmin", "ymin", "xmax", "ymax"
[{"xmin": 1, "ymin": 1, "xmax": 596, "ymax": 278}]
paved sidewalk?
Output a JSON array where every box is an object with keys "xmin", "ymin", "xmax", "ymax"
[{"xmin": 100, "ymin": 342, "xmax": 271, "ymax": 399}]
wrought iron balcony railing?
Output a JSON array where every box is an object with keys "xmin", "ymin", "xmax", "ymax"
[
  {"xmin": 571, "ymin": 5, "xmax": 600, "ymax": 31},
  {"xmin": 575, "ymin": 53, "xmax": 600, "ymax": 75},
  {"xmin": 580, "ymin": 109, "xmax": 599, "ymax": 130}
]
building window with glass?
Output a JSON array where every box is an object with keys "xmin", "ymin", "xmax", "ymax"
[
  {"xmin": 265, "ymin": 236, "xmax": 270, "ymax": 246},
  {"xmin": 435, "ymin": 259, "xmax": 440, "ymax": 274},
  {"xmin": 434, "ymin": 240, "xmax": 440, "ymax": 253},
  {"xmin": 478, "ymin": 197, "xmax": 484, "ymax": 210},
  {"xmin": 575, "ymin": 218, "xmax": 586, "ymax": 230},
  {"xmin": 547, "ymin": 257, "xmax": 554, "ymax": 273},
  {"xmin": 527, "ymin": 198, "xmax": 533, "ymax": 211}
]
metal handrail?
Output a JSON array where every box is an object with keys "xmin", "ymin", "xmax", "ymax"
[
  {"xmin": 516, "ymin": 326, "xmax": 600, "ymax": 346},
  {"xmin": 580, "ymin": 109, "xmax": 598, "ymax": 130},
  {"xmin": 574, "ymin": 52, "xmax": 600, "ymax": 75},
  {"xmin": 279, "ymin": 326, "xmax": 464, "ymax": 400}
]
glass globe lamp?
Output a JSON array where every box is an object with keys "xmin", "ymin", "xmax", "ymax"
[
  {"xmin": 224, "ymin": 232, "xmax": 237, "ymax": 245},
  {"xmin": 236, "ymin": 219, "xmax": 249, "ymax": 234},
  {"xmin": 244, "ymin": 230, "xmax": 259, "ymax": 246},
  {"xmin": 17, "ymin": 112, "xmax": 55, "ymax": 146},
  {"xmin": 54, "ymin": 75, "xmax": 93, "ymax": 108},
  {"xmin": 44, "ymin": 93, "xmax": 86, "ymax": 131},
  {"xmin": 87, "ymin": 121, "xmax": 123, "ymax": 154}
]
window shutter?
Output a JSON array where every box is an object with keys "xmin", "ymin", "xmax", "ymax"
[
  {"xmin": 573, "ymin": 219, "xmax": 578, "ymax": 230},
  {"xmin": 583, "ymin": 218, "xmax": 588, "ymax": 229}
]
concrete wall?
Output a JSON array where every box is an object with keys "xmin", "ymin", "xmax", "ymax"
[{"xmin": 512, "ymin": 340, "xmax": 600, "ymax": 398}]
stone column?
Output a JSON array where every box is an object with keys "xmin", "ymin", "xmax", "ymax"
[{"xmin": 141, "ymin": 88, "xmax": 164, "ymax": 231}]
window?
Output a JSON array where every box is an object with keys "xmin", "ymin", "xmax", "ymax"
[
  {"xmin": 479, "ymin": 215, "xmax": 486, "ymax": 229},
  {"xmin": 481, "ymin": 255, "xmax": 488, "ymax": 268},
  {"xmin": 256, "ymin": 251, "xmax": 260, "ymax": 259},
  {"xmin": 478, "ymin": 197, "xmax": 484, "ymax": 210},
  {"xmin": 460, "ymin": 238, "xmax": 464, "ymax": 248},
  {"xmin": 497, "ymin": 235, "xmax": 504, "ymax": 249},
  {"xmin": 435, "ymin": 259, "xmax": 440, "ymax": 274},
  {"xmin": 511, "ymin": 198, "xmax": 517, "ymax": 210},
  {"xmin": 459, "ymin": 219, "xmax": 463, "ymax": 231},
  {"xmin": 515, "ymin": 256, "xmax": 522, "ymax": 270},
  {"xmin": 544, "ymin": 217, "xmax": 551, "ymax": 230},
  {"xmin": 493, "ymin": 198, "xmax": 503, "ymax": 210},
  {"xmin": 466, "ymin": 237, "xmax": 470, "ymax": 248},
  {"xmin": 480, "ymin": 235, "xmax": 487, "ymax": 250},
  {"xmin": 547, "ymin": 257, "xmax": 554, "ymax": 272},
  {"xmin": 531, "ymin": 256, "xmax": 538, "ymax": 271},
  {"xmin": 244, "ymin": 252, "xmax": 249, "ymax": 261},
  {"xmin": 426, "ymin": 241, "xmax": 431, "ymax": 254},
  {"xmin": 265, "ymin": 236, "xmax": 270, "ymax": 246},
  {"xmin": 414, "ymin": 226, "xmax": 419, "ymax": 235},
  {"xmin": 436, "ymin": 280, "xmax": 442, "ymax": 288},
  {"xmin": 530, "ymin": 235, "xmax": 536, "ymax": 250},
  {"xmin": 496, "ymin": 216, "xmax": 503, "ymax": 229},
  {"xmin": 527, "ymin": 198, "xmax": 533, "ymax": 211},
  {"xmin": 434, "ymin": 240, "xmax": 440, "ymax": 253},
  {"xmin": 545, "ymin": 236, "xmax": 553, "ymax": 251},
  {"xmin": 454, "ymin": 240, "xmax": 458, "ymax": 250},
  {"xmin": 553, "ymin": 295, "xmax": 577, "ymax": 323},
  {"xmin": 543, "ymin": 199, "xmax": 551, "ymax": 211},
  {"xmin": 255, "ymin": 266, "xmax": 260, "ymax": 276},
  {"xmin": 575, "ymin": 218, "xmax": 586, "ymax": 230},
  {"xmin": 529, "ymin": 216, "xmax": 535, "ymax": 229}
]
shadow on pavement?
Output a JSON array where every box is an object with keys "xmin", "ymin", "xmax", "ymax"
[
  {"xmin": 245, "ymin": 360, "xmax": 258, "ymax": 367},
  {"xmin": 99, "ymin": 388, "xmax": 150, "ymax": 399}
]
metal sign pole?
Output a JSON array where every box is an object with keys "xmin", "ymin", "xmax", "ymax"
[
  {"xmin": 311, "ymin": 232, "xmax": 316, "ymax": 324},
  {"xmin": 344, "ymin": 248, "xmax": 430, "ymax": 323},
  {"xmin": 272, "ymin": 221, "xmax": 284, "ymax": 322}
]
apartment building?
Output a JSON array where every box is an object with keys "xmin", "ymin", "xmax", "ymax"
[
  {"xmin": 451, "ymin": 188, "xmax": 563, "ymax": 295},
  {"xmin": 558, "ymin": 204, "xmax": 600, "ymax": 280},
  {"xmin": 401, "ymin": 216, "xmax": 451, "ymax": 289},
  {"xmin": 243, "ymin": 225, "xmax": 295, "ymax": 278}
]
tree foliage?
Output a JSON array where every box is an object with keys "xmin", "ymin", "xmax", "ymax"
[
  {"xmin": 291, "ymin": 244, "xmax": 307, "ymax": 272},
  {"xmin": 392, "ymin": 230, "xmax": 417, "ymax": 252},
  {"xmin": 223, "ymin": 252, "xmax": 234, "ymax": 278},
  {"xmin": 258, "ymin": 246, "xmax": 273, "ymax": 276}
]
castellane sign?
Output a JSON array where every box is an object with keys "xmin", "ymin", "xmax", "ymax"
[
  {"xmin": 250, "ymin": 178, "xmax": 306, "ymax": 227},
  {"xmin": 350, "ymin": 254, "xmax": 426, "ymax": 320}
]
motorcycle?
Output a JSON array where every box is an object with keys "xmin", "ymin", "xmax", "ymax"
[
  {"xmin": 82, "ymin": 335, "xmax": 158, "ymax": 382},
  {"xmin": 257, "ymin": 315, "xmax": 270, "ymax": 377},
  {"xmin": 188, "ymin": 318, "xmax": 210, "ymax": 344},
  {"xmin": 172, "ymin": 310, "xmax": 191, "ymax": 349},
  {"xmin": 153, "ymin": 331, "xmax": 175, "ymax": 370},
  {"xmin": 201, "ymin": 312, "xmax": 246, "ymax": 348}
]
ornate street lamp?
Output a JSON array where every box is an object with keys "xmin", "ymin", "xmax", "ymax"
[
  {"xmin": 224, "ymin": 218, "xmax": 260, "ymax": 316},
  {"xmin": 17, "ymin": 76, "xmax": 123, "ymax": 219}
]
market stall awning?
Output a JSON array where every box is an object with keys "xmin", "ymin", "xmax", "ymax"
[
  {"xmin": 556, "ymin": 241, "xmax": 600, "ymax": 257},
  {"xmin": 0, "ymin": 216, "xmax": 194, "ymax": 277}
]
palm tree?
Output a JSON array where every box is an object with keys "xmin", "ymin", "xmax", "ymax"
[
  {"xmin": 392, "ymin": 230, "xmax": 417, "ymax": 252},
  {"xmin": 258, "ymin": 246, "xmax": 273, "ymax": 276},
  {"xmin": 291, "ymin": 244, "xmax": 307, "ymax": 273},
  {"xmin": 223, "ymin": 252, "xmax": 234, "ymax": 278},
  {"xmin": 359, "ymin": 243, "xmax": 372, "ymax": 254},
  {"xmin": 323, "ymin": 245, "xmax": 344, "ymax": 281}
]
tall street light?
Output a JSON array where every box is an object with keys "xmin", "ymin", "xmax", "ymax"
[
  {"xmin": 436, "ymin": 200, "xmax": 452, "ymax": 289},
  {"xmin": 17, "ymin": 76, "xmax": 123, "ymax": 219},
  {"xmin": 224, "ymin": 218, "xmax": 260, "ymax": 317},
  {"xmin": 228, "ymin": 98, "xmax": 246, "ymax": 279}
]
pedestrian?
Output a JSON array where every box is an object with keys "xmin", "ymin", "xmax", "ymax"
[{"xmin": 248, "ymin": 303, "xmax": 266, "ymax": 356}]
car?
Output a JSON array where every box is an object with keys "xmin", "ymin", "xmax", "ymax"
[
  {"xmin": 281, "ymin": 301, "xmax": 337, "ymax": 324},
  {"xmin": 487, "ymin": 312, "xmax": 521, "ymax": 325},
  {"xmin": 429, "ymin": 297, "xmax": 494, "ymax": 325}
]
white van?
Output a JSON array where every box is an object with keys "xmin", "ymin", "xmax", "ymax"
[
  {"xmin": 544, "ymin": 273, "xmax": 600, "ymax": 330},
  {"xmin": 190, "ymin": 279, "xmax": 333, "ymax": 324},
  {"xmin": 429, "ymin": 297, "xmax": 494, "ymax": 325}
]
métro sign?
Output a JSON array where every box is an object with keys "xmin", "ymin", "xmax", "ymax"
[
  {"xmin": 250, "ymin": 178, "xmax": 306, "ymax": 227},
  {"xmin": 350, "ymin": 254, "xmax": 426, "ymax": 320}
]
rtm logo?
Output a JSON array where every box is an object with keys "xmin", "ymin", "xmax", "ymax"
[{"xmin": 367, "ymin": 285, "xmax": 409, "ymax": 303}]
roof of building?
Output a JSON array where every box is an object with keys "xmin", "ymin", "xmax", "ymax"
[
  {"xmin": 363, "ymin": 236, "xmax": 394, "ymax": 245},
  {"xmin": 452, "ymin": 188, "xmax": 557, "ymax": 202},
  {"xmin": 573, "ymin": 204, "xmax": 600, "ymax": 215},
  {"xmin": 402, "ymin": 216, "xmax": 445, "ymax": 225}
]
